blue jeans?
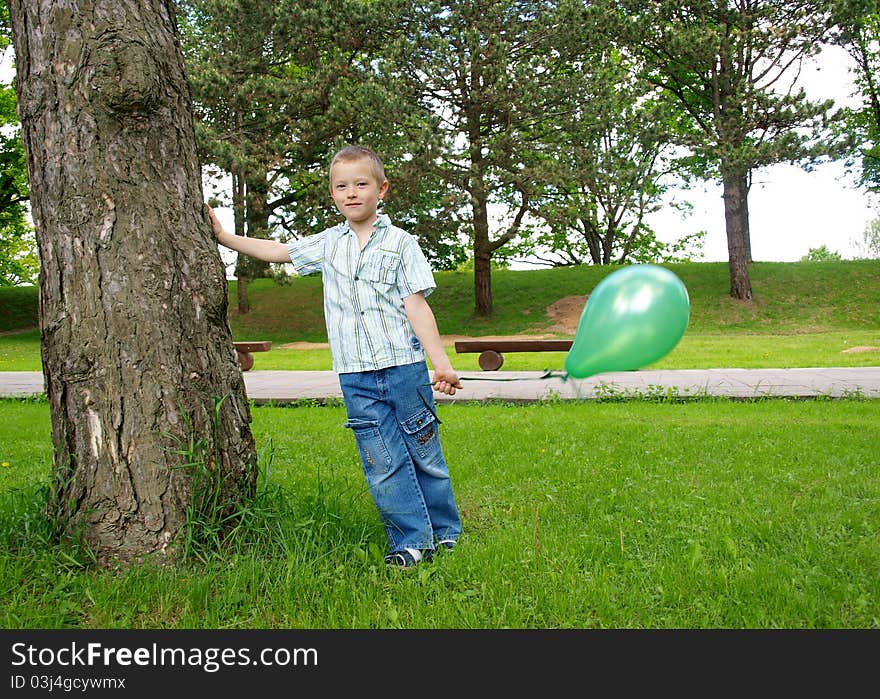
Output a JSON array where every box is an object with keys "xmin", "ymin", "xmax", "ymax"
[{"xmin": 338, "ymin": 361, "xmax": 462, "ymax": 553}]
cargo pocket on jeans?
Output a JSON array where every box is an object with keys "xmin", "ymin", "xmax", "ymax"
[
  {"xmin": 344, "ymin": 418, "xmax": 392, "ymax": 474},
  {"xmin": 399, "ymin": 408, "xmax": 440, "ymax": 459}
]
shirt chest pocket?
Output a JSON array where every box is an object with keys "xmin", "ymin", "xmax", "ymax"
[{"xmin": 360, "ymin": 253, "xmax": 400, "ymax": 287}]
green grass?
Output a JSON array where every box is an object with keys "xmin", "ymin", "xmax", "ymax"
[
  {"xmin": 243, "ymin": 329, "xmax": 880, "ymax": 372},
  {"xmin": 0, "ymin": 328, "xmax": 40, "ymax": 371},
  {"xmin": 3, "ymin": 329, "xmax": 879, "ymax": 372},
  {"xmin": 2, "ymin": 260, "xmax": 880, "ymax": 371},
  {"xmin": 1, "ymin": 261, "xmax": 878, "ymax": 629},
  {"xmin": 226, "ymin": 260, "xmax": 880, "ymax": 340},
  {"xmin": 1, "ymin": 398, "xmax": 878, "ymax": 628}
]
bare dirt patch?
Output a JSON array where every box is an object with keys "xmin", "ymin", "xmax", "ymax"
[
  {"xmin": 440, "ymin": 295, "xmax": 588, "ymax": 345},
  {"xmin": 546, "ymin": 295, "xmax": 587, "ymax": 334},
  {"xmin": 841, "ymin": 346, "xmax": 880, "ymax": 354}
]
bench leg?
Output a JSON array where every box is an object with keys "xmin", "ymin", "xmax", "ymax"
[
  {"xmin": 478, "ymin": 350, "xmax": 504, "ymax": 371},
  {"xmin": 236, "ymin": 350, "xmax": 254, "ymax": 372}
]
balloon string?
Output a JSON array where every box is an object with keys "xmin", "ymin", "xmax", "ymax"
[{"xmin": 422, "ymin": 369, "xmax": 569, "ymax": 385}]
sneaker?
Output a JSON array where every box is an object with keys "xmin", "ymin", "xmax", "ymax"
[
  {"xmin": 384, "ymin": 550, "xmax": 419, "ymax": 568},
  {"xmin": 437, "ymin": 539, "xmax": 456, "ymax": 551}
]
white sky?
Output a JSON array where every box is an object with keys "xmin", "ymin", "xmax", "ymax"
[{"xmin": 647, "ymin": 45, "xmax": 878, "ymax": 262}]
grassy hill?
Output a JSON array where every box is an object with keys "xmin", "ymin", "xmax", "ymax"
[
  {"xmin": 3, "ymin": 260, "xmax": 880, "ymax": 340},
  {"xmin": 225, "ymin": 260, "xmax": 880, "ymax": 343},
  {"xmin": 0, "ymin": 286, "xmax": 40, "ymax": 332}
]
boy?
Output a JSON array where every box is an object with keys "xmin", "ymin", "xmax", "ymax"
[{"xmin": 206, "ymin": 145, "xmax": 463, "ymax": 568}]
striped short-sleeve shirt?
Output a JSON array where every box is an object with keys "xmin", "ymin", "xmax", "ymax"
[{"xmin": 286, "ymin": 214, "xmax": 436, "ymax": 374}]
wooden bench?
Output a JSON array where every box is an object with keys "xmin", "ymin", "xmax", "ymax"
[
  {"xmin": 233, "ymin": 341, "xmax": 272, "ymax": 371},
  {"xmin": 454, "ymin": 339, "xmax": 572, "ymax": 371}
]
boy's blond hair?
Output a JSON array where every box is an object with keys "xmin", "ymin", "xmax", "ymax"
[{"xmin": 330, "ymin": 145, "xmax": 387, "ymax": 184}]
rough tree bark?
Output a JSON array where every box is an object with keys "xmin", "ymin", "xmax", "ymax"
[
  {"xmin": 472, "ymin": 199, "xmax": 494, "ymax": 318},
  {"xmin": 8, "ymin": 0, "xmax": 258, "ymax": 563},
  {"xmin": 721, "ymin": 163, "xmax": 754, "ymax": 301},
  {"xmin": 233, "ymin": 170, "xmax": 271, "ymax": 314}
]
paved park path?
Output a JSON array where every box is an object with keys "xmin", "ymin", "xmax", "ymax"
[{"xmin": 3, "ymin": 367, "xmax": 879, "ymax": 403}]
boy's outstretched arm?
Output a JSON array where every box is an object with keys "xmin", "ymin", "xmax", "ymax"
[
  {"xmin": 403, "ymin": 292, "xmax": 463, "ymax": 396},
  {"xmin": 205, "ymin": 204, "xmax": 291, "ymax": 263}
]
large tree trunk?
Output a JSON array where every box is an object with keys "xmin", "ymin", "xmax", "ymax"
[
  {"xmin": 9, "ymin": 0, "xmax": 258, "ymax": 563},
  {"xmin": 245, "ymin": 171, "xmax": 271, "ymax": 274},
  {"xmin": 721, "ymin": 162, "xmax": 753, "ymax": 300},
  {"xmin": 472, "ymin": 197, "xmax": 493, "ymax": 317},
  {"xmin": 232, "ymin": 169, "xmax": 250, "ymax": 314},
  {"xmin": 469, "ymin": 131, "xmax": 493, "ymax": 317},
  {"xmin": 232, "ymin": 169, "xmax": 271, "ymax": 314}
]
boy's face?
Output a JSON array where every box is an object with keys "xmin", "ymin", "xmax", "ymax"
[{"xmin": 329, "ymin": 158, "xmax": 389, "ymax": 228}]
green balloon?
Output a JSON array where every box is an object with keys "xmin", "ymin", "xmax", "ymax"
[{"xmin": 565, "ymin": 265, "xmax": 690, "ymax": 379}]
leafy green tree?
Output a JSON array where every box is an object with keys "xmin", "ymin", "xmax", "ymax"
[
  {"xmin": 606, "ymin": 0, "xmax": 855, "ymax": 301},
  {"xmin": 801, "ymin": 244, "xmax": 843, "ymax": 261},
  {"xmin": 180, "ymin": 0, "xmax": 308, "ymax": 311},
  {"xmin": 527, "ymin": 41, "xmax": 704, "ymax": 266},
  {"xmin": 388, "ymin": 0, "xmax": 577, "ymax": 316},
  {"xmin": 0, "ymin": 5, "xmax": 36, "ymax": 286},
  {"xmin": 180, "ymin": 0, "xmax": 466, "ymax": 307},
  {"xmin": 0, "ymin": 89, "xmax": 35, "ymax": 286},
  {"xmin": 181, "ymin": 0, "xmax": 375, "ymax": 310},
  {"xmin": 853, "ymin": 215, "xmax": 880, "ymax": 258},
  {"xmin": 837, "ymin": 8, "xmax": 880, "ymax": 191},
  {"xmin": 268, "ymin": 11, "xmax": 471, "ymax": 274}
]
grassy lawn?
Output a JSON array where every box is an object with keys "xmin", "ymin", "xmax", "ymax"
[
  {"xmin": 1, "ymin": 260, "xmax": 878, "ymax": 630},
  {"xmin": 1, "ymin": 398, "xmax": 878, "ymax": 628},
  {"xmin": 3, "ymin": 329, "xmax": 880, "ymax": 372}
]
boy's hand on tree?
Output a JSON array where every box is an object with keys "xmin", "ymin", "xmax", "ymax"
[{"xmin": 204, "ymin": 203, "xmax": 223, "ymax": 240}]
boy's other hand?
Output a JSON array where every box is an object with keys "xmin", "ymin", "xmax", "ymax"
[{"xmin": 432, "ymin": 368, "xmax": 463, "ymax": 396}]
